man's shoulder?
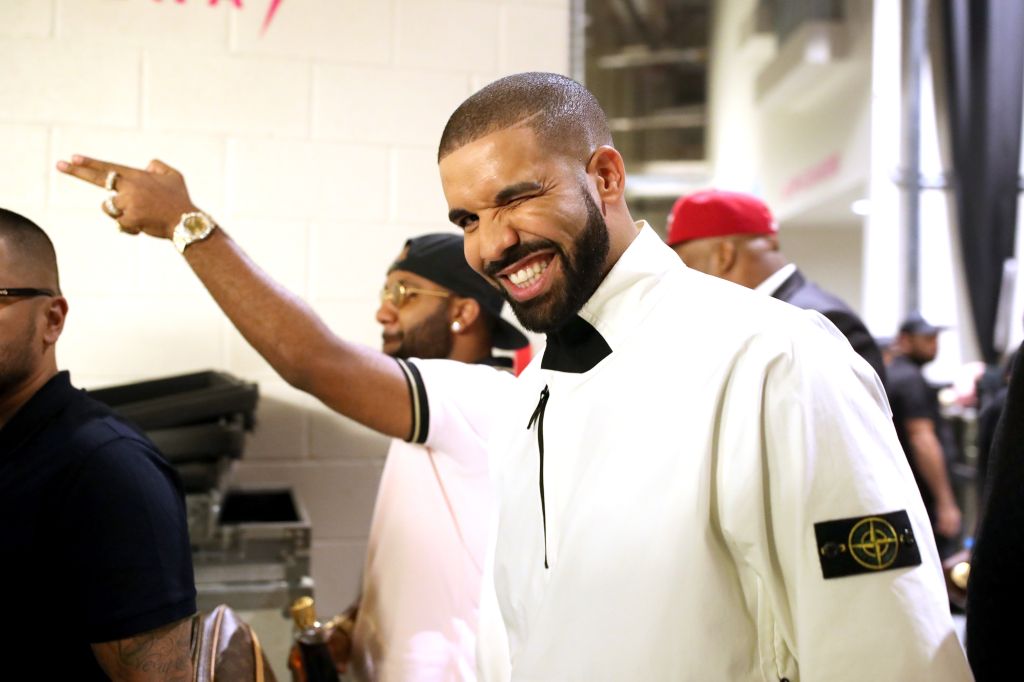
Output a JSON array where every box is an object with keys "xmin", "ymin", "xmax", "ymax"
[
  {"xmin": 779, "ymin": 271, "xmax": 859, "ymax": 320},
  {"xmin": 633, "ymin": 270, "xmax": 853, "ymax": 381},
  {"xmin": 666, "ymin": 268, "xmax": 837, "ymax": 342},
  {"xmin": 409, "ymin": 356, "xmax": 520, "ymax": 387},
  {"xmin": 41, "ymin": 389, "xmax": 179, "ymax": 494},
  {"xmin": 61, "ymin": 388, "xmax": 160, "ymax": 456},
  {"xmin": 887, "ymin": 357, "xmax": 925, "ymax": 388}
]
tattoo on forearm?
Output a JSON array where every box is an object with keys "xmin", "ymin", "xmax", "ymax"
[{"xmin": 94, "ymin": 617, "xmax": 195, "ymax": 681}]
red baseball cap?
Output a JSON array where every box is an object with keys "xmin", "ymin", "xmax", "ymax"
[{"xmin": 665, "ymin": 189, "xmax": 776, "ymax": 247}]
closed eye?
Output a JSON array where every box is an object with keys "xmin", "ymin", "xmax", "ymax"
[
  {"xmin": 449, "ymin": 209, "xmax": 478, "ymax": 230},
  {"xmin": 496, "ymin": 195, "xmax": 531, "ymax": 213}
]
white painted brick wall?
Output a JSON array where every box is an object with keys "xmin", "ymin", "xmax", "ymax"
[
  {"xmin": 230, "ymin": 0, "xmax": 392, "ymax": 64},
  {"xmin": 391, "ymin": 146, "xmax": 454, "ymax": 224},
  {"xmin": 0, "ymin": 124, "xmax": 50, "ymax": 211},
  {"xmin": 395, "ymin": 1, "xmax": 501, "ymax": 72},
  {"xmin": 312, "ymin": 65, "xmax": 470, "ymax": 145},
  {"xmin": 0, "ymin": 0, "xmax": 54, "ymax": 39},
  {"xmin": 226, "ymin": 139, "xmax": 391, "ymax": 220},
  {"xmin": 58, "ymin": 0, "xmax": 229, "ymax": 48},
  {"xmin": 145, "ymin": 53, "xmax": 312, "ymax": 135},
  {"xmin": 500, "ymin": 4, "xmax": 571, "ymax": 73},
  {"xmin": 2, "ymin": 0, "xmax": 570, "ymax": 618},
  {"xmin": 0, "ymin": 39, "xmax": 140, "ymax": 126}
]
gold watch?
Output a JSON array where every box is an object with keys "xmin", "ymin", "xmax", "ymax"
[{"xmin": 172, "ymin": 211, "xmax": 217, "ymax": 254}]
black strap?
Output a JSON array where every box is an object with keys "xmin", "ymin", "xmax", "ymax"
[{"xmin": 527, "ymin": 385, "xmax": 551, "ymax": 569}]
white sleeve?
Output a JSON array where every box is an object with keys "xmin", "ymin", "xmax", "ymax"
[
  {"xmin": 475, "ymin": 537, "xmax": 512, "ymax": 682},
  {"xmin": 397, "ymin": 358, "xmax": 517, "ymax": 469},
  {"xmin": 716, "ymin": 324, "xmax": 973, "ymax": 681}
]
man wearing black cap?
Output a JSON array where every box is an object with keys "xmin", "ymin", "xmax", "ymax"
[
  {"xmin": 887, "ymin": 312, "xmax": 962, "ymax": 556},
  {"xmin": 345, "ymin": 233, "xmax": 529, "ymax": 680},
  {"xmin": 55, "ymin": 158, "xmax": 528, "ymax": 680}
]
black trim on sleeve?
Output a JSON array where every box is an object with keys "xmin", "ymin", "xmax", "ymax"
[{"xmin": 395, "ymin": 358, "xmax": 430, "ymax": 444}]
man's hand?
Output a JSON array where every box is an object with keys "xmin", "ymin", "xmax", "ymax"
[
  {"xmin": 325, "ymin": 607, "xmax": 357, "ymax": 671},
  {"xmin": 56, "ymin": 155, "xmax": 198, "ymax": 238},
  {"xmin": 906, "ymin": 417, "xmax": 963, "ymax": 540}
]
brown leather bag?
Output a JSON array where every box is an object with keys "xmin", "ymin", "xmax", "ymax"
[{"xmin": 191, "ymin": 604, "xmax": 278, "ymax": 682}]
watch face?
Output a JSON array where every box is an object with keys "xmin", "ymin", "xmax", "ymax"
[{"xmin": 184, "ymin": 214, "xmax": 209, "ymax": 236}]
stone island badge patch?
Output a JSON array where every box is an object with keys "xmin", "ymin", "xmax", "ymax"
[{"xmin": 814, "ymin": 510, "xmax": 922, "ymax": 579}]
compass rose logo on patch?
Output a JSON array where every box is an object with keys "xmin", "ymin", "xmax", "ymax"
[
  {"xmin": 814, "ymin": 510, "xmax": 921, "ymax": 579},
  {"xmin": 847, "ymin": 517, "xmax": 900, "ymax": 570}
]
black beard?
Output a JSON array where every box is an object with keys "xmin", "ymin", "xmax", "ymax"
[
  {"xmin": 484, "ymin": 187, "xmax": 610, "ymax": 334},
  {"xmin": 907, "ymin": 351, "xmax": 935, "ymax": 367},
  {"xmin": 0, "ymin": 317, "xmax": 38, "ymax": 398},
  {"xmin": 392, "ymin": 300, "xmax": 454, "ymax": 360}
]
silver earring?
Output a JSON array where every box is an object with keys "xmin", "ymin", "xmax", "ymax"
[{"xmin": 451, "ymin": 320, "xmax": 463, "ymax": 333}]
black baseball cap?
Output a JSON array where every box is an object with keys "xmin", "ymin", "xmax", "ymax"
[
  {"xmin": 390, "ymin": 233, "xmax": 529, "ymax": 350},
  {"xmin": 899, "ymin": 311, "xmax": 947, "ymax": 336}
]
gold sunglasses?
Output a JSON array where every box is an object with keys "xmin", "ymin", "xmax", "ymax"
[{"xmin": 380, "ymin": 281, "xmax": 451, "ymax": 308}]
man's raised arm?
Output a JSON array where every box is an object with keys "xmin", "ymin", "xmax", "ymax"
[{"xmin": 56, "ymin": 156, "xmax": 413, "ymax": 440}]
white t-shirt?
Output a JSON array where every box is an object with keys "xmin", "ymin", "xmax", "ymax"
[
  {"xmin": 349, "ymin": 359, "xmax": 517, "ymax": 682},
  {"xmin": 415, "ymin": 224, "xmax": 972, "ymax": 681}
]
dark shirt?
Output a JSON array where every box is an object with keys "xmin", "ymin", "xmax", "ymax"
[
  {"xmin": 967, "ymin": 345, "xmax": 1024, "ymax": 680},
  {"xmin": 975, "ymin": 385, "xmax": 1007, "ymax": 515},
  {"xmin": 886, "ymin": 355, "xmax": 946, "ymax": 516},
  {"xmin": 771, "ymin": 268, "xmax": 888, "ymax": 385},
  {"xmin": 0, "ymin": 372, "xmax": 196, "ymax": 680}
]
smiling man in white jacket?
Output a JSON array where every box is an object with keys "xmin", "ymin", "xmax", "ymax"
[
  {"xmin": 429, "ymin": 72, "xmax": 973, "ymax": 681},
  {"xmin": 59, "ymin": 70, "xmax": 974, "ymax": 681}
]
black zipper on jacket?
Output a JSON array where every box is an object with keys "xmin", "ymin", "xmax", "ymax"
[{"xmin": 527, "ymin": 385, "xmax": 551, "ymax": 569}]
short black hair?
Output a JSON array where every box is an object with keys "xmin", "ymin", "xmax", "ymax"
[
  {"xmin": 437, "ymin": 72, "xmax": 612, "ymax": 164},
  {"xmin": 0, "ymin": 208, "xmax": 61, "ymax": 294}
]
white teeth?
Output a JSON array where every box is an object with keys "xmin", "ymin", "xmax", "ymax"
[{"xmin": 508, "ymin": 259, "xmax": 550, "ymax": 287}]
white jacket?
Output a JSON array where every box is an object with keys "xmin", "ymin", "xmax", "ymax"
[{"xmin": 417, "ymin": 225, "xmax": 972, "ymax": 681}]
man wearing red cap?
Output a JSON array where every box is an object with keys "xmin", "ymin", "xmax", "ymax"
[{"xmin": 666, "ymin": 189, "xmax": 887, "ymax": 382}]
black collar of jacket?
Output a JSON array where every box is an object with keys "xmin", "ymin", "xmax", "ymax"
[
  {"xmin": 769, "ymin": 267, "xmax": 805, "ymax": 300},
  {"xmin": 541, "ymin": 316, "xmax": 612, "ymax": 374}
]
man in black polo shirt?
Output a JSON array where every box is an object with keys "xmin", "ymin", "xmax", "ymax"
[
  {"xmin": 0, "ymin": 209, "xmax": 196, "ymax": 680},
  {"xmin": 887, "ymin": 311, "xmax": 962, "ymax": 558}
]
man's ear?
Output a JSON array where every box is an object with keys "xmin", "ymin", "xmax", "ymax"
[
  {"xmin": 41, "ymin": 296, "xmax": 68, "ymax": 345},
  {"xmin": 450, "ymin": 296, "xmax": 481, "ymax": 332},
  {"xmin": 586, "ymin": 146, "xmax": 626, "ymax": 203},
  {"xmin": 710, "ymin": 239, "xmax": 738, "ymax": 278}
]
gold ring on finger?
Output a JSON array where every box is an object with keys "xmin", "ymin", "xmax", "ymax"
[{"xmin": 102, "ymin": 195, "xmax": 123, "ymax": 219}]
